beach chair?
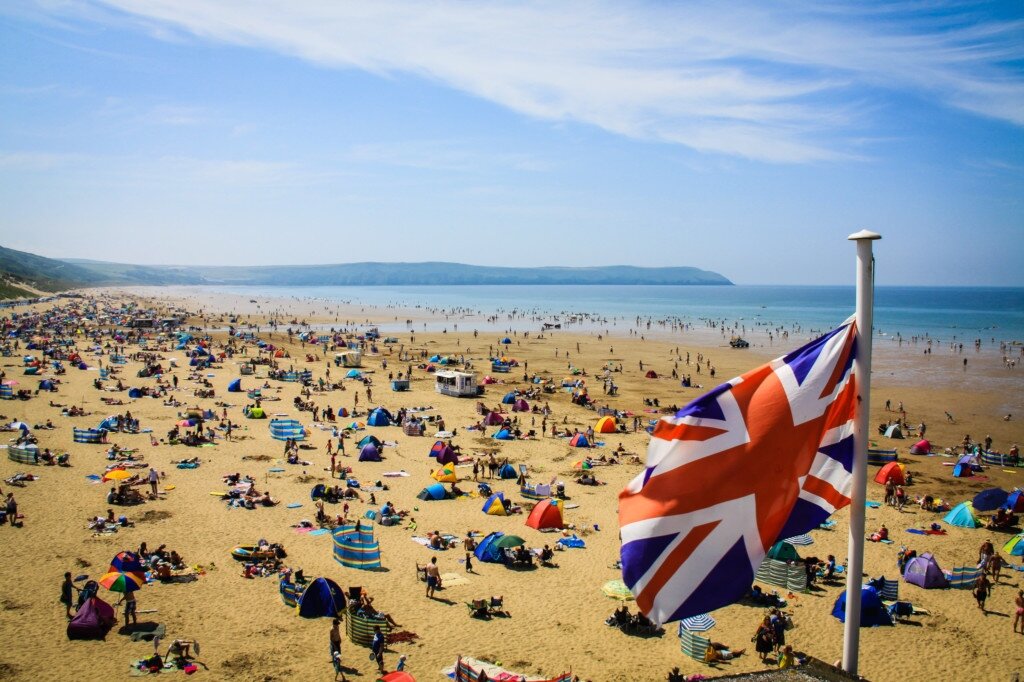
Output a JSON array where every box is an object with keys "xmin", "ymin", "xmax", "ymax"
[
  {"xmin": 679, "ymin": 629, "xmax": 711, "ymax": 663},
  {"xmin": 487, "ymin": 596, "xmax": 508, "ymax": 617},
  {"xmin": 467, "ymin": 599, "xmax": 489, "ymax": 619}
]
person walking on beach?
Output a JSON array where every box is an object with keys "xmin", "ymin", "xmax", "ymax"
[
  {"xmin": 329, "ymin": 618, "xmax": 346, "ymax": 681},
  {"xmin": 1014, "ymin": 590, "xmax": 1024, "ymax": 634},
  {"xmin": 974, "ymin": 573, "xmax": 992, "ymax": 612},
  {"xmin": 424, "ymin": 557, "xmax": 440, "ymax": 598},
  {"xmin": 148, "ymin": 467, "xmax": 159, "ymax": 497},
  {"xmin": 370, "ymin": 625, "xmax": 385, "ymax": 674},
  {"xmin": 464, "ymin": 534, "xmax": 476, "ymax": 573},
  {"xmin": 6, "ymin": 492, "xmax": 18, "ymax": 526}
]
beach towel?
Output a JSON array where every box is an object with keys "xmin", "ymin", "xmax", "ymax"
[
  {"xmin": 439, "ymin": 572, "xmax": 469, "ymax": 587},
  {"xmin": 308, "ymin": 529, "xmax": 330, "ymax": 536},
  {"xmin": 285, "ymin": 503, "xmax": 302, "ymax": 508},
  {"xmin": 866, "ymin": 501, "xmax": 882, "ymax": 508},
  {"xmin": 383, "ymin": 471, "xmax": 410, "ymax": 477},
  {"xmin": 906, "ymin": 528, "xmax": 947, "ymax": 536}
]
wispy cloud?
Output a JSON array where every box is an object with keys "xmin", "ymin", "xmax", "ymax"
[
  {"xmin": 348, "ymin": 140, "xmax": 551, "ymax": 173},
  {"xmin": 16, "ymin": 1, "xmax": 1024, "ymax": 162}
]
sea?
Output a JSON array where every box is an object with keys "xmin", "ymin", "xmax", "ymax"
[{"xmin": 201, "ymin": 284, "xmax": 1024, "ymax": 346}]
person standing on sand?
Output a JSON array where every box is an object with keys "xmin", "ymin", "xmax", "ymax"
[
  {"xmin": 329, "ymin": 618, "xmax": 346, "ymax": 681},
  {"xmin": 464, "ymin": 534, "xmax": 476, "ymax": 573},
  {"xmin": 371, "ymin": 625, "xmax": 385, "ymax": 674},
  {"xmin": 974, "ymin": 573, "xmax": 992, "ymax": 612},
  {"xmin": 425, "ymin": 556, "xmax": 440, "ymax": 598},
  {"xmin": 60, "ymin": 571, "xmax": 79, "ymax": 619},
  {"xmin": 6, "ymin": 492, "xmax": 17, "ymax": 526}
]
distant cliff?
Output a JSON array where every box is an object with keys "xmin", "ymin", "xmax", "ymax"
[{"xmin": 0, "ymin": 244, "xmax": 732, "ymax": 297}]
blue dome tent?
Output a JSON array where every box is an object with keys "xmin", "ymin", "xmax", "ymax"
[
  {"xmin": 831, "ymin": 585, "xmax": 892, "ymax": 626},
  {"xmin": 227, "ymin": 378, "xmax": 242, "ymax": 392},
  {"xmin": 296, "ymin": 577, "xmax": 346, "ymax": 618},
  {"xmin": 367, "ymin": 408, "xmax": 392, "ymax": 427}
]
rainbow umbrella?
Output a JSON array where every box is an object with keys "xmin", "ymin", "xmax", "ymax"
[
  {"xmin": 109, "ymin": 551, "xmax": 144, "ymax": 574},
  {"xmin": 98, "ymin": 570, "xmax": 145, "ymax": 593},
  {"xmin": 102, "ymin": 469, "xmax": 132, "ymax": 482}
]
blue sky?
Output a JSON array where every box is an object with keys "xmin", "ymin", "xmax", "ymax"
[{"xmin": 1, "ymin": 1, "xmax": 1022, "ymax": 285}]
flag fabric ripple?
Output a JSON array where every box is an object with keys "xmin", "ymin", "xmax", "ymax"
[{"xmin": 618, "ymin": 316, "xmax": 858, "ymax": 624}]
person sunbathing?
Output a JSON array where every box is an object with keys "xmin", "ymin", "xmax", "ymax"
[
  {"xmin": 705, "ymin": 642, "xmax": 746, "ymax": 663},
  {"xmin": 869, "ymin": 525, "xmax": 888, "ymax": 542},
  {"xmin": 358, "ymin": 594, "xmax": 400, "ymax": 627}
]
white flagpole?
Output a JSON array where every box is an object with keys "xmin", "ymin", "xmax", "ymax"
[{"xmin": 843, "ymin": 229, "xmax": 880, "ymax": 675}]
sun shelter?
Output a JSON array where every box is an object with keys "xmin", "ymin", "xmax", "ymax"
[
  {"xmin": 944, "ymin": 502, "xmax": 981, "ymax": 528},
  {"xmin": 1006, "ymin": 490, "xmax": 1024, "ymax": 514},
  {"xmin": 831, "ymin": 586, "xmax": 892, "ymax": 626},
  {"xmin": 428, "ymin": 440, "xmax": 448, "ymax": 457},
  {"xmin": 482, "ymin": 492, "xmax": 508, "ymax": 516},
  {"xmin": 474, "ymin": 532, "xmax": 507, "ymax": 563},
  {"xmin": 497, "ymin": 462, "xmax": 517, "ymax": 479},
  {"xmin": 526, "ymin": 499, "xmax": 564, "ymax": 530},
  {"xmin": 432, "ymin": 463, "xmax": 458, "ymax": 483},
  {"xmin": 417, "ymin": 483, "xmax": 450, "ymax": 501},
  {"xmin": 568, "ymin": 433, "xmax": 591, "ymax": 448},
  {"xmin": 367, "ymin": 408, "xmax": 392, "ymax": 427},
  {"xmin": 644, "ymin": 370, "xmax": 658, "ymax": 379},
  {"xmin": 1003, "ymin": 533, "xmax": 1024, "ymax": 557},
  {"xmin": 67, "ymin": 596, "xmax": 116, "ymax": 640},
  {"xmin": 501, "ymin": 337, "xmax": 512, "ymax": 345},
  {"xmin": 345, "ymin": 369, "xmax": 362, "ymax": 379},
  {"xmin": 436, "ymin": 446, "xmax": 458, "ymax": 466},
  {"xmin": 884, "ymin": 424, "xmax": 904, "ymax": 439},
  {"xmin": 766, "ymin": 541, "xmax": 800, "ymax": 562},
  {"xmin": 270, "ymin": 419, "xmax": 306, "ymax": 441},
  {"xmin": 512, "ymin": 398, "xmax": 529, "ymax": 412},
  {"xmin": 492, "ymin": 429, "xmax": 514, "ymax": 441},
  {"xmin": 8, "ymin": 443, "xmax": 38, "ymax": 464},
  {"xmin": 903, "ymin": 552, "xmax": 948, "ymax": 588},
  {"xmin": 227, "ymin": 378, "xmax": 242, "ymax": 392},
  {"xmin": 297, "ymin": 577, "xmax": 346, "ymax": 618},
  {"xmin": 909, "ymin": 439, "xmax": 931, "ymax": 455},
  {"xmin": 484, "ymin": 411, "xmax": 505, "ymax": 426},
  {"xmin": 953, "ymin": 453, "xmax": 979, "ymax": 478},
  {"xmin": 357, "ymin": 434, "xmax": 382, "ymax": 449},
  {"xmin": 501, "ymin": 392, "xmax": 516, "ymax": 404},
  {"xmin": 874, "ymin": 461, "xmax": 906, "ymax": 485},
  {"xmin": 358, "ymin": 444, "xmax": 382, "ymax": 462},
  {"xmin": 245, "ymin": 406, "xmax": 266, "ymax": 419},
  {"xmin": 973, "ymin": 488, "xmax": 1009, "ymax": 512},
  {"xmin": 332, "ymin": 520, "xmax": 382, "ymax": 570},
  {"xmin": 595, "ymin": 416, "xmax": 617, "ymax": 433}
]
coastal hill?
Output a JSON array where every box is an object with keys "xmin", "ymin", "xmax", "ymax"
[{"xmin": 0, "ymin": 244, "xmax": 732, "ymax": 296}]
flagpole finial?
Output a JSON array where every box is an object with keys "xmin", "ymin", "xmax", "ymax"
[{"xmin": 847, "ymin": 229, "xmax": 881, "ymax": 241}]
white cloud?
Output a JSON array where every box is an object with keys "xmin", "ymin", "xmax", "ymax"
[{"xmin": 20, "ymin": 1, "xmax": 1024, "ymax": 162}]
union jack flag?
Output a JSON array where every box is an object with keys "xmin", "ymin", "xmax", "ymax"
[{"xmin": 619, "ymin": 317, "xmax": 858, "ymax": 624}]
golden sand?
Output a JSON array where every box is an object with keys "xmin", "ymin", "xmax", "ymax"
[{"xmin": 0, "ymin": 290, "xmax": 1022, "ymax": 682}]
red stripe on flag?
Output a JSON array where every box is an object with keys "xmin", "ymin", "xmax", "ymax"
[
  {"xmin": 802, "ymin": 475, "xmax": 850, "ymax": 510},
  {"xmin": 636, "ymin": 520, "xmax": 718, "ymax": 615}
]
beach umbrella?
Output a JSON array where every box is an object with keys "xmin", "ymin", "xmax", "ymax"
[
  {"xmin": 679, "ymin": 613, "xmax": 716, "ymax": 632},
  {"xmin": 973, "ymin": 488, "xmax": 1009, "ymax": 512},
  {"xmin": 98, "ymin": 570, "xmax": 144, "ymax": 593},
  {"xmin": 1003, "ymin": 533, "xmax": 1024, "ymax": 557},
  {"xmin": 602, "ymin": 579, "xmax": 635, "ymax": 600},
  {"xmin": 109, "ymin": 551, "xmax": 144, "ymax": 575},
  {"xmin": 378, "ymin": 673, "xmax": 416, "ymax": 682},
  {"xmin": 101, "ymin": 469, "xmax": 132, "ymax": 482},
  {"xmin": 493, "ymin": 534, "xmax": 525, "ymax": 549},
  {"xmin": 9, "ymin": 421, "xmax": 29, "ymax": 432},
  {"xmin": 783, "ymin": 534, "xmax": 815, "ymax": 546}
]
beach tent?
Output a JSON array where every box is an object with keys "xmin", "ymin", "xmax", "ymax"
[
  {"xmin": 245, "ymin": 407, "xmax": 266, "ymax": 419},
  {"xmin": 39, "ymin": 379, "xmax": 55, "ymax": 391},
  {"xmin": 127, "ymin": 388, "xmax": 143, "ymax": 399},
  {"xmin": 903, "ymin": 552, "xmax": 948, "ymax": 588},
  {"xmin": 357, "ymin": 435, "xmax": 382, "ymax": 449},
  {"xmin": 227, "ymin": 378, "xmax": 242, "ymax": 392},
  {"xmin": 873, "ymin": 461, "xmax": 906, "ymax": 485},
  {"xmin": 1003, "ymin": 533, "xmax": 1024, "ymax": 557},
  {"xmin": 765, "ymin": 541, "xmax": 800, "ymax": 562},
  {"xmin": 568, "ymin": 433, "xmax": 591, "ymax": 448},
  {"xmin": 501, "ymin": 337, "xmax": 512, "ymax": 345},
  {"xmin": 429, "ymin": 441, "xmax": 458, "ymax": 466},
  {"xmin": 497, "ymin": 463, "xmax": 517, "ymax": 479},
  {"xmin": 484, "ymin": 411, "xmax": 505, "ymax": 426},
  {"xmin": 269, "ymin": 419, "xmax": 306, "ymax": 441},
  {"xmin": 474, "ymin": 532, "xmax": 507, "ymax": 563},
  {"xmin": 884, "ymin": 424, "xmax": 904, "ymax": 439},
  {"xmin": 644, "ymin": 370, "xmax": 658, "ymax": 379},
  {"xmin": 943, "ymin": 502, "xmax": 981, "ymax": 528},
  {"xmin": 367, "ymin": 408, "xmax": 392, "ymax": 427},
  {"xmin": 909, "ymin": 439, "xmax": 931, "ymax": 455},
  {"xmin": 492, "ymin": 429, "xmax": 514, "ymax": 441},
  {"xmin": 953, "ymin": 454, "xmax": 978, "ymax": 478},
  {"xmin": 417, "ymin": 483, "xmax": 450, "ymax": 501},
  {"xmin": 428, "ymin": 440, "xmax": 449, "ymax": 457},
  {"xmin": 595, "ymin": 416, "xmax": 618, "ymax": 434},
  {"xmin": 296, "ymin": 577, "xmax": 346, "ymax": 618},
  {"xmin": 358, "ymin": 444, "xmax": 382, "ymax": 462},
  {"xmin": 973, "ymin": 488, "xmax": 1009, "ymax": 512},
  {"xmin": 346, "ymin": 369, "xmax": 362, "ymax": 379},
  {"xmin": 332, "ymin": 520, "xmax": 382, "ymax": 570},
  {"xmin": 526, "ymin": 499, "xmax": 564, "ymax": 530},
  {"xmin": 67, "ymin": 597, "xmax": 116, "ymax": 640},
  {"xmin": 501, "ymin": 392, "xmax": 516, "ymax": 405},
  {"xmin": 378, "ymin": 672, "xmax": 416, "ymax": 682},
  {"xmin": 432, "ymin": 463, "xmax": 458, "ymax": 483},
  {"xmin": 482, "ymin": 492, "xmax": 508, "ymax": 516},
  {"xmin": 831, "ymin": 586, "xmax": 892, "ymax": 626},
  {"xmin": 98, "ymin": 416, "xmax": 119, "ymax": 431},
  {"xmin": 512, "ymin": 398, "xmax": 529, "ymax": 412},
  {"xmin": 1006, "ymin": 490, "xmax": 1024, "ymax": 514}
]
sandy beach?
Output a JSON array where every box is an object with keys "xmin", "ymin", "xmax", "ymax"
[{"xmin": 1, "ymin": 288, "xmax": 1022, "ymax": 682}]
